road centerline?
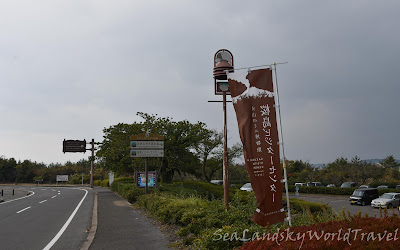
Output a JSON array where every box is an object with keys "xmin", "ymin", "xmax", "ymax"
[
  {"xmin": 39, "ymin": 200, "xmax": 47, "ymax": 204},
  {"xmin": 16, "ymin": 206, "xmax": 31, "ymax": 214}
]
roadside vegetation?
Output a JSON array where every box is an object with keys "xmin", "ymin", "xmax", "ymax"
[
  {"xmin": 104, "ymin": 178, "xmax": 400, "ymax": 249},
  {"xmin": 106, "ymin": 178, "xmax": 335, "ymax": 249}
]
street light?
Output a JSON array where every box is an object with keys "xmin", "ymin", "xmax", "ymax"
[
  {"xmin": 213, "ymin": 49, "xmax": 234, "ymax": 210},
  {"xmin": 214, "ymin": 49, "xmax": 234, "ymax": 95}
]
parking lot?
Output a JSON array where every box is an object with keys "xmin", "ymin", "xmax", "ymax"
[{"xmin": 288, "ymin": 192, "xmax": 400, "ymax": 218}]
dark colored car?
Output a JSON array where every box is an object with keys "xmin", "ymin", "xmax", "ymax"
[{"xmin": 349, "ymin": 188, "xmax": 379, "ymax": 206}]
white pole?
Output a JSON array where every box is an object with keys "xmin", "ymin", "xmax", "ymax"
[{"xmin": 273, "ymin": 62, "xmax": 292, "ymax": 227}]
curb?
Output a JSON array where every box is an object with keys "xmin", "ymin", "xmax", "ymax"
[{"xmin": 81, "ymin": 192, "xmax": 98, "ymax": 250}]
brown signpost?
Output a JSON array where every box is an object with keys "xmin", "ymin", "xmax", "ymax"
[
  {"xmin": 63, "ymin": 139, "xmax": 86, "ymax": 153},
  {"xmin": 130, "ymin": 133, "xmax": 164, "ymax": 194},
  {"xmin": 62, "ymin": 138, "xmax": 99, "ymax": 188}
]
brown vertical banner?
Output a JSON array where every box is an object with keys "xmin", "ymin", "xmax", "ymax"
[{"xmin": 228, "ymin": 68, "xmax": 285, "ymax": 226}]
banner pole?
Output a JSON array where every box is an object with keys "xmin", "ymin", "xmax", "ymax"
[{"xmin": 273, "ymin": 63, "xmax": 292, "ymax": 227}]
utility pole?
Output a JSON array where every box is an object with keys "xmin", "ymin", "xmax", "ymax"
[{"xmin": 90, "ymin": 138, "xmax": 94, "ymax": 188}]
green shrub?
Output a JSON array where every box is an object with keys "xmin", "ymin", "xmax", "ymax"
[
  {"xmin": 160, "ymin": 181, "xmax": 227, "ymax": 200},
  {"xmin": 93, "ymin": 180, "xmax": 101, "ymax": 186},
  {"xmin": 100, "ymin": 179, "xmax": 109, "ymax": 187}
]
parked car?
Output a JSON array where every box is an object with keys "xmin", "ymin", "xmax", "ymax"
[
  {"xmin": 295, "ymin": 182, "xmax": 306, "ymax": 187},
  {"xmin": 210, "ymin": 180, "xmax": 223, "ymax": 185},
  {"xmin": 326, "ymin": 184, "xmax": 336, "ymax": 187},
  {"xmin": 349, "ymin": 188, "xmax": 379, "ymax": 206},
  {"xmin": 341, "ymin": 182, "xmax": 357, "ymax": 188},
  {"xmin": 371, "ymin": 193, "xmax": 400, "ymax": 208},
  {"xmin": 306, "ymin": 182, "xmax": 323, "ymax": 187},
  {"xmin": 359, "ymin": 185, "xmax": 370, "ymax": 188},
  {"xmin": 396, "ymin": 185, "xmax": 400, "ymax": 190},
  {"xmin": 240, "ymin": 183, "xmax": 252, "ymax": 192},
  {"xmin": 377, "ymin": 185, "xmax": 389, "ymax": 189}
]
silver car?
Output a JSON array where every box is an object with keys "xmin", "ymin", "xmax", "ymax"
[
  {"xmin": 240, "ymin": 183, "xmax": 253, "ymax": 192},
  {"xmin": 371, "ymin": 193, "xmax": 400, "ymax": 208}
]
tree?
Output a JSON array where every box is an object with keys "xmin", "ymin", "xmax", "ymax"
[
  {"xmin": 0, "ymin": 157, "xmax": 17, "ymax": 183},
  {"xmin": 193, "ymin": 130, "xmax": 223, "ymax": 182},
  {"xmin": 97, "ymin": 113, "xmax": 214, "ymax": 183},
  {"xmin": 380, "ymin": 155, "xmax": 400, "ymax": 169},
  {"xmin": 137, "ymin": 112, "xmax": 205, "ymax": 183},
  {"xmin": 96, "ymin": 122, "xmax": 143, "ymax": 175}
]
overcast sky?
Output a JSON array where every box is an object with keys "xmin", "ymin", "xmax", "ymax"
[{"xmin": 0, "ymin": 0, "xmax": 399, "ymax": 165}]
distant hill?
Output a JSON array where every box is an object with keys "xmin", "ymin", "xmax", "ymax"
[{"xmin": 312, "ymin": 158, "xmax": 400, "ymax": 168}]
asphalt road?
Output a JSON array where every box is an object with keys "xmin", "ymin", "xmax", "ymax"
[
  {"xmin": 0, "ymin": 185, "xmax": 94, "ymax": 250},
  {"xmin": 289, "ymin": 192, "xmax": 400, "ymax": 217}
]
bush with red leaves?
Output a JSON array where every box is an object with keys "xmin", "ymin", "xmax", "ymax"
[{"xmin": 241, "ymin": 213, "xmax": 400, "ymax": 249}]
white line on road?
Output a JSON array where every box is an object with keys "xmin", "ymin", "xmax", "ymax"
[
  {"xmin": 16, "ymin": 206, "xmax": 31, "ymax": 214},
  {"xmin": 0, "ymin": 191, "xmax": 35, "ymax": 205},
  {"xmin": 51, "ymin": 195, "xmax": 57, "ymax": 198},
  {"xmin": 39, "ymin": 200, "xmax": 47, "ymax": 204},
  {"xmin": 43, "ymin": 189, "xmax": 88, "ymax": 250}
]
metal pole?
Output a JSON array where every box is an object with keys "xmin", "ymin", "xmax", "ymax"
[
  {"xmin": 145, "ymin": 157, "xmax": 149, "ymax": 194},
  {"xmin": 90, "ymin": 138, "xmax": 94, "ymax": 188},
  {"xmin": 223, "ymin": 91, "xmax": 230, "ymax": 210},
  {"xmin": 273, "ymin": 63, "xmax": 292, "ymax": 227}
]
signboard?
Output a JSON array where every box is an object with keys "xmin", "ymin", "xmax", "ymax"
[
  {"xmin": 130, "ymin": 133, "xmax": 164, "ymax": 158},
  {"xmin": 130, "ymin": 149, "xmax": 164, "ymax": 158},
  {"xmin": 56, "ymin": 175, "xmax": 69, "ymax": 182},
  {"xmin": 136, "ymin": 171, "xmax": 157, "ymax": 188},
  {"xmin": 130, "ymin": 141, "xmax": 164, "ymax": 149},
  {"xmin": 109, "ymin": 171, "xmax": 114, "ymax": 185},
  {"xmin": 63, "ymin": 139, "xmax": 86, "ymax": 153},
  {"xmin": 228, "ymin": 68, "xmax": 285, "ymax": 226},
  {"xmin": 130, "ymin": 133, "xmax": 164, "ymax": 141}
]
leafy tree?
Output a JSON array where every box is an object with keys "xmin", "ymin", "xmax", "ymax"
[
  {"xmin": 193, "ymin": 129, "xmax": 223, "ymax": 182},
  {"xmin": 0, "ymin": 157, "xmax": 17, "ymax": 183},
  {"xmin": 96, "ymin": 122, "xmax": 143, "ymax": 175},
  {"xmin": 137, "ymin": 112, "xmax": 206, "ymax": 183},
  {"xmin": 380, "ymin": 155, "xmax": 400, "ymax": 169}
]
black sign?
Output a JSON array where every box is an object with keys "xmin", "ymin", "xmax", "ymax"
[{"xmin": 63, "ymin": 139, "xmax": 87, "ymax": 153}]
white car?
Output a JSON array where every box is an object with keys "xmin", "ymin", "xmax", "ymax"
[
  {"xmin": 371, "ymin": 193, "xmax": 400, "ymax": 208},
  {"xmin": 240, "ymin": 183, "xmax": 252, "ymax": 192}
]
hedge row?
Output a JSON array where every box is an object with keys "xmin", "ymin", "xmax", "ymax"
[{"xmin": 93, "ymin": 179, "xmax": 110, "ymax": 187}]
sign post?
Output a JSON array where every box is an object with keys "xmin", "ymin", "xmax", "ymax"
[
  {"xmin": 130, "ymin": 133, "xmax": 164, "ymax": 194},
  {"xmin": 62, "ymin": 138, "xmax": 101, "ymax": 188}
]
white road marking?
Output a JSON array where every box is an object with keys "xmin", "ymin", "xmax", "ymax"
[
  {"xmin": 43, "ymin": 189, "xmax": 88, "ymax": 250},
  {"xmin": 0, "ymin": 191, "xmax": 35, "ymax": 205},
  {"xmin": 51, "ymin": 195, "xmax": 57, "ymax": 198},
  {"xmin": 39, "ymin": 200, "xmax": 47, "ymax": 204},
  {"xmin": 16, "ymin": 206, "xmax": 31, "ymax": 214}
]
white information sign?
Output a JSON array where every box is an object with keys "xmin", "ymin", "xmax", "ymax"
[
  {"xmin": 56, "ymin": 175, "xmax": 69, "ymax": 182},
  {"xmin": 130, "ymin": 141, "xmax": 164, "ymax": 149},
  {"xmin": 109, "ymin": 171, "xmax": 115, "ymax": 185},
  {"xmin": 130, "ymin": 149, "xmax": 164, "ymax": 158}
]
